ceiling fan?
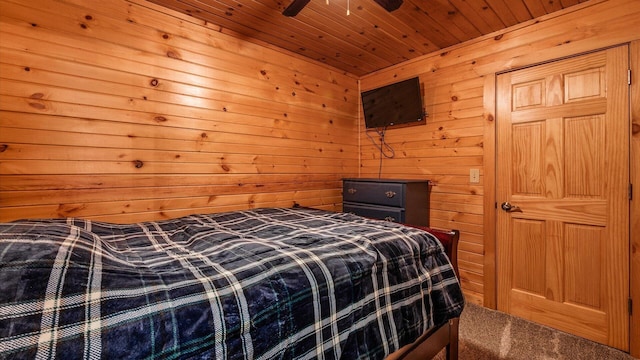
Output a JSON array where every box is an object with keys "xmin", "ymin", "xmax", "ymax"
[{"xmin": 283, "ymin": 0, "xmax": 403, "ymax": 16}]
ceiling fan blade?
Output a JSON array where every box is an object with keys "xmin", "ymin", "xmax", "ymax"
[
  {"xmin": 283, "ymin": 0, "xmax": 311, "ymax": 16},
  {"xmin": 283, "ymin": 0, "xmax": 401, "ymax": 16},
  {"xmin": 373, "ymin": 0, "xmax": 403, "ymax": 12}
]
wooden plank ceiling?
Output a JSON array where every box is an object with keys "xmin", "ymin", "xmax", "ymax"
[{"xmin": 147, "ymin": 0, "xmax": 589, "ymax": 76}]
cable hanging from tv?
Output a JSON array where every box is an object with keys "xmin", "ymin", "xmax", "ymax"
[
  {"xmin": 366, "ymin": 127, "xmax": 395, "ymax": 159},
  {"xmin": 365, "ymin": 126, "xmax": 394, "ymax": 178}
]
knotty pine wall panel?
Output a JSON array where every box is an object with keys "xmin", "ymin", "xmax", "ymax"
[
  {"xmin": 0, "ymin": 0, "xmax": 359, "ymax": 223},
  {"xmin": 359, "ymin": 0, "xmax": 640, "ymax": 309}
]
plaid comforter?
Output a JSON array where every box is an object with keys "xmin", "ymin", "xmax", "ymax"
[{"xmin": 0, "ymin": 207, "xmax": 464, "ymax": 360}]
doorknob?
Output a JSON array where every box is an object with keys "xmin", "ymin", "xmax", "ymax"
[{"xmin": 501, "ymin": 202, "xmax": 522, "ymax": 213}]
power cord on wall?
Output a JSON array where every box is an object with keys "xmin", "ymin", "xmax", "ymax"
[{"xmin": 365, "ymin": 127, "xmax": 395, "ymax": 178}]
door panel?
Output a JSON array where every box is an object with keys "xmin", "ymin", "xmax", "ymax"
[{"xmin": 497, "ymin": 46, "xmax": 629, "ymax": 351}]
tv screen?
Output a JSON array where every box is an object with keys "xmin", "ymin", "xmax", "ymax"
[{"xmin": 361, "ymin": 77, "xmax": 424, "ymax": 129}]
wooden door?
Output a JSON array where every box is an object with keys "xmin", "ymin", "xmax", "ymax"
[{"xmin": 496, "ymin": 46, "xmax": 630, "ymax": 351}]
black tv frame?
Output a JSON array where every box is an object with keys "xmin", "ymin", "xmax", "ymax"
[{"xmin": 361, "ymin": 77, "xmax": 426, "ymax": 129}]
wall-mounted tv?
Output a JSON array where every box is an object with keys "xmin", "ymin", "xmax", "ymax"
[{"xmin": 361, "ymin": 77, "xmax": 425, "ymax": 129}]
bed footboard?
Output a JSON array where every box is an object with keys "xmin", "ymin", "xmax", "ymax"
[
  {"xmin": 387, "ymin": 317, "xmax": 459, "ymax": 360},
  {"xmin": 387, "ymin": 226, "xmax": 461, "ymax": 360},
  {"xmin": 400, "ymin": 226, "xmax": 459, "ymax": 276}
]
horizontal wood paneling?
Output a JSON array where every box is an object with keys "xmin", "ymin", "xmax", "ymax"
[
  {"xmin": 0, "ymin": 0, "xmax": 359, "ymax": 223},
  {"xmin": 359, "ymin": 0, "xmax": 640, "ymax": 319}
]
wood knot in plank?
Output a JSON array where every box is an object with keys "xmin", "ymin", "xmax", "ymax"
[
  {"xmin": 167, "ymin": 50, "xmax": 181, "ymax": 59},
  {"xmin": 29, "ymin": 102, "xmax": 46, "ymax": 110},
  {"xmin": 57, "ymin": 203, "xmax": 86, "ymax": 216},
  {"xmin": 632, "ymin": 122, "xmax": 640, "ymax": 135},
  {"xmin": 154, "ymin": 116, "xmax": 167, "ymax": 123},
  {"xmin": 30, "ymin": 93, "xmax": 45, "ymax": 99},
  {"xmin": 0, "ymin": 144, "xmax": 8, "ymax": 152},
  {"xmin": 133, "ymin": 160, "xmax": 144, "ymax": 168},
  {"xmin": 494, "ymin": 34, "xmax": 504, "ymax": 41},
  {"xmin": 150, "ymin": 78, "xmax": 159, "ymax": 87}
]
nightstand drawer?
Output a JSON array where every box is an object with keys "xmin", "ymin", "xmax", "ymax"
[
  {"xmin": 343, "ymin": 180, "xmax": 405, "ymax": 207},
  {"xmin": 343, "ymin": 202, "xmax": 405, "ymax": 223}
]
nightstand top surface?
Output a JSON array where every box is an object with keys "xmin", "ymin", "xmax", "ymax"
[{"xmin": 343, "ymin": 178, "xmax": 430, "ymax": 184}]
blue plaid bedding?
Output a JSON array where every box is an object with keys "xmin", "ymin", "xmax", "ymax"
[{"xmin": 0, "ymin": 207, "xmax": 464, "ymax": 359}]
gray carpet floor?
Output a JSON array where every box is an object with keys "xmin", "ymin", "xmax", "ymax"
[{"xmin": 434, "ymin": 303, "xmax": 636, "ymax": 360}]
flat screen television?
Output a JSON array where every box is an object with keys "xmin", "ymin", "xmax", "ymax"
[{"xmin": 361, "ymin": 77, "xmax": 425, "ymax": 129}]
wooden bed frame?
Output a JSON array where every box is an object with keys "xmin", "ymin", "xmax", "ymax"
[{"xmin": 387, "ymin": 228, "xmax": 461, "ymax": 360}]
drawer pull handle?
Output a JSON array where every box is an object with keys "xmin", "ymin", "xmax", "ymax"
[
  {"xmin": 348, "ymin": 188, "xmax": 357, "ymax": 194},
  {"xmin": 384, "ymin": 216, "xmax": 396, "ymax": 222},
  {"xmin": 385, "ymin": 191, "xmax": 396, "ymax": 198}
]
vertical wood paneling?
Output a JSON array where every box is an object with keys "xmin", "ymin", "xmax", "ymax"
[
  {"xmin": 0, "ymin": 0, "xmax": 360, "ymax": 223},
  {"xmin": 512, "ymin": 122, "xmax": 544, "ymax": 196},
  {"xmin": 359, "ymin": 0, "xmax": 640, "ymax": 318},
  {"xmin": 564, "ymin": 223, "xmax": 603, "ymax": 309},
  {"xmin": 512, "ymin": 219, "xmax": 545, "ymax": 295},
  {"xmin": 565, "ymin": 115, "xmax": 604, "ymax": 197},
  {"xmin": 481, "ymin": 73, "xmax": 496, "ymax": 309}
]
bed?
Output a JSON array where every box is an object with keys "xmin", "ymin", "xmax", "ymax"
[{"xmin": 0, "ymin": 207, "xmax": 464, "ymax": 359}]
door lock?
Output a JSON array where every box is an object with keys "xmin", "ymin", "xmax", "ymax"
[{"xmin": 501, "ymin": 202, "xmax": 522, "ymax": 213}]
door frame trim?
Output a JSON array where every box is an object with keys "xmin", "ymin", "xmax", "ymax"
[
  {"xmin": 484, "ymin": 43, "xmax": 637, "ymax": 353},
  {"xmin": 629, "ymin": 41, "xmax": 640, "ymax": 358}
]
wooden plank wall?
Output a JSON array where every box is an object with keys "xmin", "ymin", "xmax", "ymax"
[
  {"xmin": 0, "ymin": 0, "xmax": 360, "ymax": 223},
  {"xmin": 359, "ymin": 0, "xmax": 640, "ymax": 315}
]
